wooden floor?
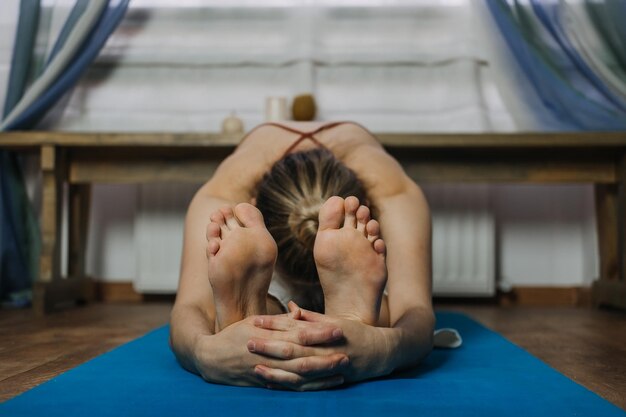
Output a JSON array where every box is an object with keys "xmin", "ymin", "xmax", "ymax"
[{"xmin": 0, "ymin": 302, "xmax": 624, "ymax": 410}]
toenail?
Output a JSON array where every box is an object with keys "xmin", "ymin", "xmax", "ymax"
[{"xmin": 247, "ymin": 341, "xmax": 256, "ymax": 352}]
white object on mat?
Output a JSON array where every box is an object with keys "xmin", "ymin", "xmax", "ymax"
[{"xmin": 433, "ymin": 328, "xmax": 463, "ymax": 349}]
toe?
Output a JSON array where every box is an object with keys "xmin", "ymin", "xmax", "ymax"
[
  {"xmin": 210, "ymin": 210, "xmax": 229, "ymax": 236},
  {"xmin": 343, "ymin": 196, "xmax": 360, "ymax": 228},
  {"xmin": 207, "ymin": 239, "xmax": 220, "ymax": 257},
  {"xmin": 210, "ymin": 209, "xmax": 225, "ymax": 225},
  {"xmin": 373, "ymin": 238, "xmax": 386, "ymax": 255},
  {"xmin": 356, "ymin": 205, "xmax": 370, "ymax": 234},
  {"xmin": 206, "ymin": 222, "xmax": 221, "ymax": 241},
  {"xmin": 318, "ymin": 196, "xmax": 345, "ymax": 231},
  {"xmin": 234, "ymin": 203, "xmax": 265, "ymax": 228},
  {"xmin": 366, "ymin": 219, "xmax": 380, "ymax": 243},
  {"xmin": 221, "ymin": 206, "xmax": 241, "ymax": 229}
]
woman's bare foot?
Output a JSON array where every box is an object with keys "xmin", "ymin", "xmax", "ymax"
[
  {"xmin": 206, "ymin": 203, "xmax": 277, "ymax": 332},
  {"xmin": 313, "ymin": 196, "xmax": 387, "ymax": 325}
]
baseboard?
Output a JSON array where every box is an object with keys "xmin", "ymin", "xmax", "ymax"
[
  {"xmin": 93, "ymin": 281, "xmax": 177, "ymax": 303},
  {"xmin": 94, "ymin": 282, "xmax": 142, "ymax": 302},
  {"xmin": 498, "ymin": 286, "xmax": 592, "ymax": 307}
]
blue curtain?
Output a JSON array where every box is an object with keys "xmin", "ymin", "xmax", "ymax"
[
  {"xmin": 0, "ymin": 0, "xmax": 129, "ymax": 307},
  {"xmin": 0, "ymin": 0, "xmax": 41, "ymax": 307},
  {"xmin": 4, "ymin": 1, "xmax": 130, "ymax": 130},
  {"xmin": 485, "ymin": 0, "xmax": 626, "ymax": 130}
]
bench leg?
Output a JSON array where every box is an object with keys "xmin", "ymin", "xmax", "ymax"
[
  {"xmin": 34, "ymin": 146, "xmax": 93, "ymax": 314},
  {"xmin": 68, "ymin": 183, "xmax": 94, "ymax": 301},
  {"xmin": 34, "ymin": 145, "xmax": 64, "ymax": 315},
  {"xmin": 68, "ymin": 184, "xmax": 90, "ymax": 278},
  {"xmin": 592, "ymin": 154, "xmax": 626, "ymax": 309}
]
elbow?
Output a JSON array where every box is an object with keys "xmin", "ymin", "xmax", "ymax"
[
  {"xmin": 168, "ymin": 306, "xmax": 203, "ymax": 376},
  {"xmin": 168, "ymin": 307, "xmax": 181, "ymax": 352},
  {"xmin": 392, "ymin": 306, "xmax": 435, "ymax": 370},
  {"xmin": 413, "ymin": 318, "xmax": 435, "ymax": 366}
]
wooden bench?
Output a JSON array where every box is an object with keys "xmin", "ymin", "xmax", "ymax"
[{"xmin": 1, "ymin": 131, "xmax": 625, "ymax": 313}]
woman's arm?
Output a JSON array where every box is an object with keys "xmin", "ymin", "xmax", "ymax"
[
  {"xmin": 168, "ymin": 180, "xmax": 232, "ymax": 373},
  {"xmin": 335, "ymin": 141, "xmax": 436, "ymax": 372},
  {"xmin": 372, "ymin": 178, "xmax": 435, "ymax": 370}
]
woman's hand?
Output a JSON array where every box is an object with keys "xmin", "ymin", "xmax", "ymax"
[
  {"xmin": 250, "ymin": 302, "xmax": 398, "ymax": 389},
  {"xmin": 193, "ymin": 314, "xmax": 350, "ymax": 390}
]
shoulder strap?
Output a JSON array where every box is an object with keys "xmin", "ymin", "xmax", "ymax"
[
  {"xmin": 238, "ymin": 121, "xmax": 353, "ymax": 156},
  {"xmin": 281, "ymin": 121, "xmax": 351, "ymax": 157}
]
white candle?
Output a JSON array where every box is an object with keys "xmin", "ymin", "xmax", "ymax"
[{"xmin": 265, "ymin": 97, "xmax": 289, "ymax": 121}]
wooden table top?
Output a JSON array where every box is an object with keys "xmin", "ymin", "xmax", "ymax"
[{"xmin": 1, "ymin": 131, "xmax": 626, "ymax": 149}]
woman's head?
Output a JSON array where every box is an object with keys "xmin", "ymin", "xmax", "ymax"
[{"xmin": 255, "ymin": 148, "xmax": 367, "ymax": 311}]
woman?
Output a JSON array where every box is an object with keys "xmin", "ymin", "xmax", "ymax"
[{"xmin": 169, "ymin": 121, "xmax": 434, "ymax": 391}]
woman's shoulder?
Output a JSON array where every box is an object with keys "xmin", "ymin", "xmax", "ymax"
[
  {"xmin": 317, "ymin": 122, "xmax": 381, "ymax": 165},
  {"xmin": 334, "ymin": 130, "xmax": 419, "ymax": 200},
  {"xmin": 202, "ymin": 126, "xmax": 287, "ymax": 201},
  {"xmin": 325, "ymin": 121, "xmax": 381, "ymax": 147}
]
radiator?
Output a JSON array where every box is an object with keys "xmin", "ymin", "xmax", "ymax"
[
  {"xmin": 134, "ymin": 184, "xmax": 496, "ymax": 296},
  {"xmin": 422, "ymin": 184, "xmax": 496, "ymax": 296}
]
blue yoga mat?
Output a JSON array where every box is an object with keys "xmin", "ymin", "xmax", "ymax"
[{"xmin": 1, "ymin": 312, "xmax": 623, "ymax": 417}]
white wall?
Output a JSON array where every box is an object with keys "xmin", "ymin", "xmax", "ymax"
[{"xmin": 85, "ymin": 184, "xmax": 138, "ymax": 282}]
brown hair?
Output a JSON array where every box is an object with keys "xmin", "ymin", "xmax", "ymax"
[{"xmin": 255, "ymin": 148, "xmax": 367, "ymax": 312}]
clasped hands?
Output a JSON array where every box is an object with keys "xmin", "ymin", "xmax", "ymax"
[{"xmin": 194, "ymin": 301, "xmax": 391, "ymax": 391}]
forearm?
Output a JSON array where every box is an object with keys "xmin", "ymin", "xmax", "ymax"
[
  {"xmin": 170, "ymin": 306, "xmax": 256, "ymax": 386},
  {"xmin": 380, "ymin": 305, "xmax": 435, "ymax": 374},
  {"xmin": 169, "ymin": 303, "xmax": 215, "ymax": 375}
]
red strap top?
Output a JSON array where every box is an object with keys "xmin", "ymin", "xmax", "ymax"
[{"xmin": 238, "ymin": 121, "xmax": 351, "ymax": 157}]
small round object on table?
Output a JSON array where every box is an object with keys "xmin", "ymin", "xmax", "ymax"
[
  {"xmin": 291, "ymin": 94, "xmax": 317, "ymax": 121},
  {"xmin": 222, "ymin": 113, "xmax": 244, "ymax": 135}
]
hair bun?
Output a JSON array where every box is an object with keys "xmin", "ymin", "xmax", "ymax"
[{"xmin": 288, "ymin": 197, "xmax": 323, "ymax": 249}]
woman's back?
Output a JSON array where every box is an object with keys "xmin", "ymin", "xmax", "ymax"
[{"xmin": 201, "ymin": 121, "xmax": 407, "ymax": 207}]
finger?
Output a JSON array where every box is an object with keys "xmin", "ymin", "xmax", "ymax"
[
  {"xmin": 255, "ymin": 365, "xmax": 345, "ymax": 392},
  {"xmin": 253, "ymin": 319, "xmax": 343, "ymax": 345},
  {"xmin": 259, "ymin": 348, "xmax": 349, "ymax": 377},
  {"xmin": 251, "ymin": 323, "xmax": 343, "ymax": 346},
  {"xmin": 281, "ymin": 354, "xmax": 349, "ymax": 377},
  {"xmin": 248, "ymin": 338, "xmax": 305, "ymax": 359},
  {"xmin": 287, "ymin": 301, "xmax": 301, "ymax": 318},
  {"xmin": 248, "ymin": 339, "xmax": 347, "ymax": 366},
  {"xmin": 253, "ymin": 315, "xmax": 297, "ymax": 331},
  {"xmin": 297, "ymin": 307, "xmax": 333, "ymax": 324},
  {"xmin": 254, "ymin": 314, "xmax": 343, "ymax": 340},
  {"xmin": 288, "ymin": 309, "xmax": 302, "ymax": 320},
  {"xmin": 267, "ymin": 375, "xmax": 345, "ymax": 392}
]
